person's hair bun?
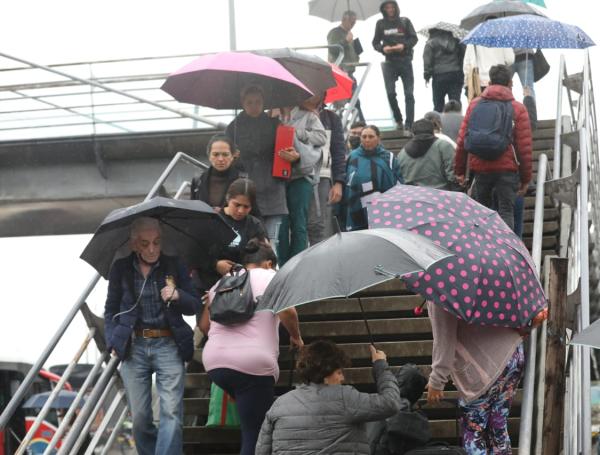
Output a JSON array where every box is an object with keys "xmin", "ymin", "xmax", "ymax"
[{"xmin": 243, "ymin": 239, "xmax": 261, "ymax": 254}]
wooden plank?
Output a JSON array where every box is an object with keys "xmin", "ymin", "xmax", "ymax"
[
  {"xmin": 522, "ymin": 221, "xmax": 559, "ymax": 236},
  {"xmin": 296, "ymin": 294, "xmax": 423, "ymax": 317},
  {"xmin": 542, "ymin": 258, "xmax": 569, "ymax": 455},
  {"xmin": 299, "ymin": 318, "xmax": 432, "ymax": 338}
]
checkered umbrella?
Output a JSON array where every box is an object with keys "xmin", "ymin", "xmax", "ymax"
[
  {"xmin": 366, "ymin": 184, "xmax": 547, "ymax": 328},
  {"xmin": 418, "ymin": 22, "xmax": 468, "ymax": 40}
]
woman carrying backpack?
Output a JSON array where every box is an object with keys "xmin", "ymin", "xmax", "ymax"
[
  {"xmin": 343, "ymin": 125, "xmax": 403, "ymax": 231},
  {"xmin": 199, "ymin": 240, "xmax": 303, "ymax": 455}
]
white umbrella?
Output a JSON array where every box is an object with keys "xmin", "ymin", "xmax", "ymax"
[
  {"xmin": 418, "ymin": 22, "xmax": 468, "ymax": 40},
  {"xmin": 308, "ymin": 0, "xmax": 382, "ymax": 21}
]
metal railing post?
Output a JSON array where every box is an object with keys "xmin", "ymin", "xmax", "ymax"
[
  {"xmin": 99, "ymin": 405, "xmax": 129, "ymax": 455},
  {"xmin": 578, "ymin": 126, "xmax": 592, "ymax": 455},
  {"xmin": 83, "ymin": 390, "xmax": 126, "ymax": 455},
  {"xmin": 518, "ymin": 152, "xmax": 548, "ymax": 454},
  {"xmin": 44, "ymin": 352, "xmax": 109, "ymax": 455},
  {"xmin": 145, "ymin": 151, "xmax": 208, "ymax": 201},
  {"xmin": 16, "ymin": 329, "xmax": 96, "ymax": 455},
  {"xmin": 553, "ymin": 56, "xmax": 565, "ymax": 180},
  {"xmin": 0, "ymin": 273, "xmax": 100, "ymax": 430},
  {"xmin": 57, "ymin": 358, "xmax": 119, "ymax": 455}
]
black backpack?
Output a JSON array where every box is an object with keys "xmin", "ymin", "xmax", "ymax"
[
  {"xmin": 464, "ymin": 99, "xmax": 513, "ymax": 161},
  {"xmin": 210, "ymin": 265, "xmax": 256, "ymax": 325}
]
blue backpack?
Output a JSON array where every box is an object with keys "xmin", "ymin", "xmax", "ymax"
[{"xmin": 464, "ymin": 99, "xmax": 513, "ymax": 161}]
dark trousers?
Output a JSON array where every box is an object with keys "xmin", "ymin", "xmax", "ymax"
[
  {"xmin": 207, "ymin": 368, "xmax": 275, "ymax": 455},
  {"xmin": 382, "ymin": 59, "xmax": 415, "ymax": 127},
  {"xmin": 473, "ymin": 172, "xmax": 520, "ymax": 231},
  {"xmin": 432, "ymin": 71, "xmax": 463, "ymax": 112}
]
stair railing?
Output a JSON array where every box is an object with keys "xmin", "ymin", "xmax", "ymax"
[
  {"xmin": 0, "ymin": 151, "xmax": 208, "ymax": 454},
  {"xmin": 519, "ymin": 49, "xmax": 598, "ymax": 454}
]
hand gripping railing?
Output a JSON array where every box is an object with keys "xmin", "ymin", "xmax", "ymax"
[{"xmin": 0, "ymin": 151, "xmax": 208, "ymax": 454}]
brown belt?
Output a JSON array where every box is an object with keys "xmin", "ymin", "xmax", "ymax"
[{"xmin": 134, "ymin": 328, "xmax": 173, "ymax": 338}]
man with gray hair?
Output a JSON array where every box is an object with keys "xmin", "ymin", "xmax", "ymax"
[
  {"xmin": 104, "ymin": 216, "xmax": 199, "ymax": 455},
  {"xmin": 327, "ymin": 10, "xmax": 365, "ymax": 122}
]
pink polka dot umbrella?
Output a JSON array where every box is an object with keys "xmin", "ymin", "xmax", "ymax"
[{"xmin": 366, "ymin": 184, "xmax": 547, "ymax": 328}]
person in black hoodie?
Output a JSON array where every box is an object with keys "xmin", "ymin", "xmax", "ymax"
[
  {"xmin": 372, "ymin": 1, "xmax": 418, "ymax": 132},
  {"xmin": 423, "ymin": 28, "xmax": 465, "ymax": 113}
]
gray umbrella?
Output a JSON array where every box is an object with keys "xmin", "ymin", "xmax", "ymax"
[
  {"xmin": 460, "ymin": 0, "xmax": 546, "ymax": 31},
  {"xmin": 80, "ymin": 197, "xmax": 235, "ymax": 279},
  {"xmin": 308, "ymin": 0, "xmax": 382, "ymax": 21},
  {"xmin": 571, "ymin": 318, "xmax": 600, "ymax": 349},
  {"xmin": 256, "ymin": 228, "xmax": 452, "ymax": 315},
  {"xmin": 254, "ymin": 48, "xmax": 336, "ymax": 97},
  {"xmin": 418, "ymin": 22, "xmax": 468, "ymax": 40}
]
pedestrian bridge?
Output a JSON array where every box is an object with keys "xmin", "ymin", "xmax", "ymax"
[{"xmin": 0, "ymin": 49, "xmax": 598, "ymax": 455}]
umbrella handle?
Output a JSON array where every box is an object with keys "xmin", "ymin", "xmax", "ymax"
[{"xmin": 357, "ymin": 297, "xmax": 375, "ymax": 347}]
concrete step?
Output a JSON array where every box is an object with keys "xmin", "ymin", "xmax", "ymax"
[{"xmin": 296, "ymin": 294, "xmax": 424, "ymax": 320}]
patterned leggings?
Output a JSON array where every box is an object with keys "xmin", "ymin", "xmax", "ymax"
[{"xmin": 459, "ymin": 343, "xmax": 525, "ymax": 454}]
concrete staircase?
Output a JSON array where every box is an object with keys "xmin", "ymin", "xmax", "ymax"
[{"xmin": 181, "ymin": 120, "xmax": 559, "ymax": 454}]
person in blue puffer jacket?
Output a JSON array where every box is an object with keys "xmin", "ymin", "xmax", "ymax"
[{"xmin": 343, "ymin": 124, "xmax": 403, "ymax": 231}]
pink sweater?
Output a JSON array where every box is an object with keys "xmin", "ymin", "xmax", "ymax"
[
  {"xmin": 428, "ymin": 301, "xmax": 523, "ymax": 403},
  {"xmin": 202, "ymin": 268, "xmax": 281, "ymax": 380}
]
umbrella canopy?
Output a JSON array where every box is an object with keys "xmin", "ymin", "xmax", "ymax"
[
  {"xmin": 367, "ymin": 184, "xmax": 547, "ymax": 328},
  {"xmin": 462, "ymin": 14, "xmax": 595, "ymax": 49},
  {"xmin": 571, "ymin": 319, "xmax": 600, "ymax": 349},
  {"xmin": 255, "ymin": 228, "xmax": 452, "ymax": 313},
  {"xmin": 460, "ymin": 0, "xmax": 546, "ymax": 30},
  {"xmin": 308, "ymin": 0, "xmax": 382, "ymax": 21},
  {"xmin": 324, "ymin": 64, "xmax": 354, "ymax": 104},
  {"xmin": 254, "ymin": 48, "xmax": 336, "ymax": 97},
  {"xmin": 161, "ymin": 52, "xmax": 313, "ymax": 109},
  {"xmin": 80, "ymin": 197, "xmax": 235, "ymax": 279},
  {"xmin": 22, "ymin": 391, "xmax": 83, "ymax": 410},
  {"xmin": 418, "ymin": 22, "xmax": 468, "ymax": 40}
]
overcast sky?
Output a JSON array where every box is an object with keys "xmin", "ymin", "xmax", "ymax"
[{"xmin": 0, "ymin": 0, "xmax": 597, "ymax": 367}]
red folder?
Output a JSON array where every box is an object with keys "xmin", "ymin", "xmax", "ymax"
[{"xmin": 273, "ymin": 125, "xmax": 294, "ymax": 179}]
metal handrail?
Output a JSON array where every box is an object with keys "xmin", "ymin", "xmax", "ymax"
[
  {"xmin": 0, "ymin": 51, "xmax": 225, "ymax": 129},
  {"xmin": 518, "ymin": 152, "xmax": 549, "ymax": 455},
  {"xmin": 0, "ymin": 151, "xmax": 208, "ymax": 439}
]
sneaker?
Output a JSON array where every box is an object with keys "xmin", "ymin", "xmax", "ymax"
[{"xmin": 395, "ymin": 121, "xmax": 404, "ymax": 132}]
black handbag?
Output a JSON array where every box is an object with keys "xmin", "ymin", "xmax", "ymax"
[
  {"xmin": 533, "ymin": 49, "xmax": 550, "ymax": 82},
  {"xmin": 210, "ymin": 265, "xmax": 256, "ymax": 325}
]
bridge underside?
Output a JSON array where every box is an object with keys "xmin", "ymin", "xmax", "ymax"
[{"xmin": 0, "ymin": 128, "xmax": 220, "ymax": 237}]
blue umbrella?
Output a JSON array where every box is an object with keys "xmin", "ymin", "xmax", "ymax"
[
  {"xmin": 22, "ymin": 391, "xmax": 84, "ymax": 410},
  {"xmin": 462, "ymin": 14, "xmax": 595, "ymax": 49}
]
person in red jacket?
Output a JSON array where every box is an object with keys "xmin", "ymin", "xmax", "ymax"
[{"xmin": 454, "ymin": 64, "xmax": 532, "ymax": 231}]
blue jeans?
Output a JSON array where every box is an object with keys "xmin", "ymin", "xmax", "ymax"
[
  {"xmin": 208, "ymin": 368, "xmax": 275, "ymax": 455},
  {"xmin": 120, "ymin": 336, "xmax": 185, "ymax": 455},
  {"xmin": 263, "ymin": 215, "xmax": 283, "ymax": 257},
  {"xmin": 278, "ymin": 178, "xmax": 313, "ymax": 265},
  {"xmin": 512, "ymin": 58, "xmax": 535, "ymax": 98}
]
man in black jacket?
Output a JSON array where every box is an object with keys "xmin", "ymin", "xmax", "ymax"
[{"xmin": 372, "ymin": 1, "xmax": 418, "ymax": 132}]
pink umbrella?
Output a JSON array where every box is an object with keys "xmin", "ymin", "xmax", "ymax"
[
  {"xmin": 161, "ymin": 52, "xmax": 314, "ymax": 109},
  {"xmin": 367, "ymin": 184, "xmax": 547, "ymax": 329}
]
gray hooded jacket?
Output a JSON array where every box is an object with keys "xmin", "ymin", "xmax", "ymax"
[{"xmin": 255, "ymin": 360, "xmax": 401, "ymax": 455}]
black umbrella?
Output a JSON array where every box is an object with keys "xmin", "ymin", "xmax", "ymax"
[
  {"xmin": 460, "ymin": 0, "xmax": 546, "ymax": 30},
  {"xmin": 80, "ymin": 197, "xmax": 235, "ymax": 279},
  {"xmin": 254, "ymin": 48, "xmax": 337, "ymax": 97},
  {"xmin": 255, "ymin": 228, "xmax": 452, "ymax": 342},
  {"xmin": 22, "ymin": 391, "xmax": 83, "ymax": 410}
]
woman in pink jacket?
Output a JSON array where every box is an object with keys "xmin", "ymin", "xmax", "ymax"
[{"xmin": 426, "ymin": 302, "xmax": 524, "ymax": 454}]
